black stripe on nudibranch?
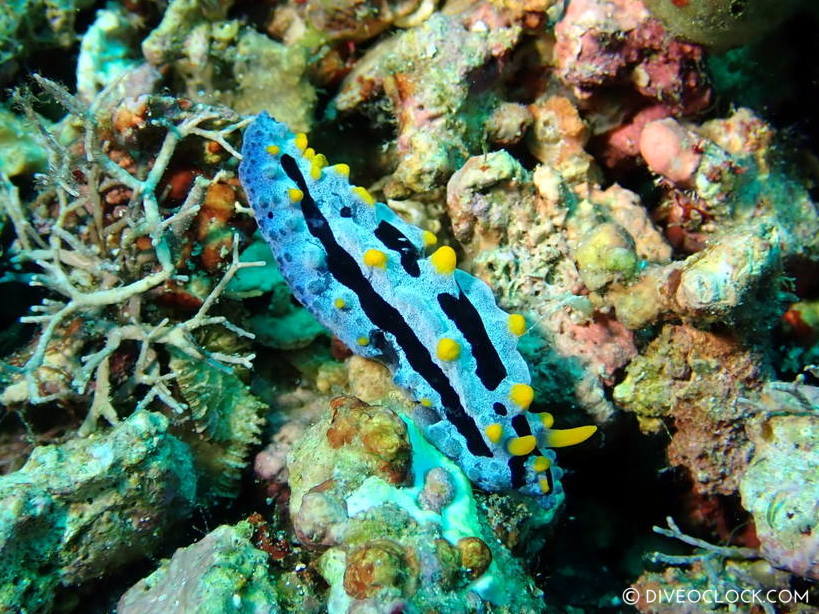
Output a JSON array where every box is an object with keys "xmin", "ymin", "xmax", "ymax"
[
  {"xmin": 437, "ymin": 291, "xmax": 507, "ymax": 390},
  {"xmin": 492, "ymin": 402, "xmax": 507, "ymax": 416},
  {"xmin": 280, "ymin": 155, "xmax": 492, "ymax": 458},
  {"xmin": 508, "ymin": 413, "xmax": 548, "ymax": 490},
  {"xmin": 511, "ymin": 414, "xmax": 532, "ymax": 437},
  {"xmin": 508, "ymin": 455, "xmax": 527, "ymax": 489},
  {"xmin": 374, "ymin": 221, "xmax": 421, "ymax": 277}
]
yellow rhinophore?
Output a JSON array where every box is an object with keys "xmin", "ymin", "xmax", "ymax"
[
  {"xmin": 352, "ymin": 186, "xmax": 376, "ymax": 206},
  {"xmin": 436, "ymin": 338, "xmax": 461, "ymax": 361},
  {"xmin": 485, "ymin": 423, "xmax": 503, "ymax": 443},
  {"xmin": 546, "ymin": 425, "xmax": 598, "ymax": 448},
  {"xmin": 508, "ymin": 313, "xmax": 526, "ymax": 336},
  {"xmin": 363, "ymin": 249, "xmax": 388, "ymax": 269},
  {"xmin": 509, "ymin": 383, "xmax": 534, "ymax": 410},
  {"xmin": 507, "ymin": 435, "xmax": 537, "ymax": 456},
  {"xmin": 288, "ymin": 188, "xmax": 304, "ymax": 203},
  {"xmin": 429, "ymin": 246, "xmax": 456, "ymax": 274}
]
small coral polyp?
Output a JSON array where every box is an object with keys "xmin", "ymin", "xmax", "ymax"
[{"xmin": 239, "ymin": 112, "xmax": 596, "ymax": 505}]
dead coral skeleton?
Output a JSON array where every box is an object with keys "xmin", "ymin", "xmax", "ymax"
[
  {"xmin": 647, "ymin": 517, "xmax": 786, "ymax": 614},
  {"xmin": 0, "ymin": 75, "xmax": 263, "ymax": 435}
]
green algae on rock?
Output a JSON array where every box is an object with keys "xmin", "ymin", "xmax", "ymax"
[
  {"xmin": 0, "ymin": 107, "xmax": 48, "ymax": 177},
  {"xmin": 142, "ymin": 0, "xmax": 316, "ymax": 132},
  {"xmin": 0, "ymin": 0, "xmax": 96, "ymax": 83},
  {"xmin": 642, "ymin": 0, "xmax": 803, "ymax": 49},
  {"xmin": 0, "ymin": 411, "xmax": 196, "ymax": 613},
  {"xmin": 119, "ymin": 521, "xmax": 283, "ymax": 614},
  {"xmin": 168, "ymin": 349, "xmax": 266, "ymax": 501},
  {"xmin": 740, "ymin": 414, "xmax": 819, "ymax": 580}
]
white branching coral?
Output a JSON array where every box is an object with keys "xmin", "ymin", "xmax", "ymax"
[{"xmin": 0, "ymin": 75, "xmax": 263, "ymax": 436}]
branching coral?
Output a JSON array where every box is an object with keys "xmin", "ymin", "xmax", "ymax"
[{"xmin": 0, "ymin": 75, "xmax": 263, "ymax": 437}]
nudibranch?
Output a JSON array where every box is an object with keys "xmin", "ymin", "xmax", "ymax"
[{"xmin": 239, "ymin": 112, "xmax": 596, "ymax": 506}]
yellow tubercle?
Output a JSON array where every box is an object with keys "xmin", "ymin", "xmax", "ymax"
[
  {"xmin": 546, "ymin": 425, "xmax": 598, "ymax": 448},
  {"xmin": 485, "ymin": 423, "xmax": 503, "ymax": 443},
  {"xmin": 288, "ymin": 188, "xmax": 304, "ymax": 203},
  {"xmin": 314, "ymin": 153, "xmax": 328, "ymax": 168},
  {"xmin": 294, "ymin": 133, "xmax": 308, "ymax": 152},
  {"xmin": 422, "ymin": 230, "xmax": 438, "ymax": 247},
  {"xmin": 509, "ymin": 383, "xmax": 534, "ymax": 410},
  {"xmin": 532, "ymin": 456, "xmax": 551, "ymax": 472},
  {"xmin": 363, "ymin": 249, "xmax": 388, "ymax": 269},
  {"xmin": 507, "ymin": 435, "xmax": 537, "ymax": 456},
  {"xmin": 538, "ymin": 478, "xmax": 551, "ymax": 494},
  {"xmin": 265, "ymin": 145, "xmax": 280, "ymax": 155},
  {"xmin": 333, "ymin": 163, "xmax": 350, "ymax": 178},
  {"xmin": 334, "ymin": 298, "xmax": 346, "ymax": 309},
  {"xmin": 508, "ymin": 313, "xmax": 526, "ymax": 336},
  {"xmin": 357, "ymin": 336, "xmax": 369, "ymax": 346},
  {"xmin": 352, "ymin": 186, "xmax": 376, "ymax": 206},
  {"xmin": 539, "ymin": 412, "xmax": 554, "ymax": 429},
  {"xmin": 303, "ymin": 147, "xmax": 315, "ymax": 160},
  {"xmin": 436, "ymin": 338, "xmax": 461, "ymax": 361},
  {"xmin": 420, "ymin": 398, "xmax": 433, "ymax": 407},
  {"xmin": 310, "ymin": 160, "xmax": 323, "ymax": 180},
  {"xmin": 429, "ymin": 246, "xmax": 456, "ymax": 275}
]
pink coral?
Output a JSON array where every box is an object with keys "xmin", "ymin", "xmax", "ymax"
[
  {"xmin": 639, "ymin": 117, "xmax": 702, "ymax": 186},
  {"xmin": 554, "ymin": 0, "xmax": 711, "ymax": 116},
  {"xmin": 596, "ymin": 104, "xmax": 669, "ymax": 169}
]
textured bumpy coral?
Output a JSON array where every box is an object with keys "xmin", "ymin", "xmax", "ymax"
[{"xmin": 240, "ymin": 112, "xmax": 596, "ymax": 504}]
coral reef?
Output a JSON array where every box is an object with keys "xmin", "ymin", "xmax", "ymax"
[
  {"xmin": 0, "ymin": 77, "xmax": 268, "ymax": 503},
  {"xmin": 118, "ymin": 521, "xmax": 283, "ymax": 614},
  {"xmin": 740, "ymin": 412, "xmax": 819, "ymax": 580},
  {"xmin": 0, "ymin": 411, "xmax": 195, "ymax": 612},
  {"xmin": 286, "ymin": 395, "xmax": 548, "ymax": 612},
  {"xmin": 614, "ymin": 324, "xmax": 767, "ymax": 494},
  {"xmin": 334, "ymin": 9, "xmax": 528, "ymax": 197},
  {"xmin": 0, "ymin": 107, "xmax": 48, "ymax": 177},
  {"xmin": 75, "ymin": 4, "xmax": 142, "ymax": 103},
  {"xmin": 0, "ymin": 0, "xmax": 817, "ymax": 611},
  {"xmin": 642, "ymin": 0, "xmax": 803, "ymax": 48},
  {"xmin": 0, "ymin": 0, "xmax": 96, "ymax": 84},
  {"xmin": 142, "ymin": 0, "xmax": 317, "ymax": 132},
  {"xmin": 554, "ymin": 0, "xmax": 712, "ymax": 116}
]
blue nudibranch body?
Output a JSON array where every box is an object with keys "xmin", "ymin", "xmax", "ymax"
[{"xmin": 239, "ymin": 112, "xmax": 595, "ymax": 506}]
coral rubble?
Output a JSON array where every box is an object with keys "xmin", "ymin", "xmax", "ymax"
[{"xmin": 0, "ymin": 411, "xmax": 195, "ymax": 612}]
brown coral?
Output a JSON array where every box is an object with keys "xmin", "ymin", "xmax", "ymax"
[
  {"xmin": 343, "ymin": 540, "xmax": 419, "ymax": 599},
  {"xmin": 325, "ymin": 396, "xmax": 411, "ymax": 485},
  {"xmin": 614, "ymin": 324, "xmax": 768, "ymax": 495}
]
